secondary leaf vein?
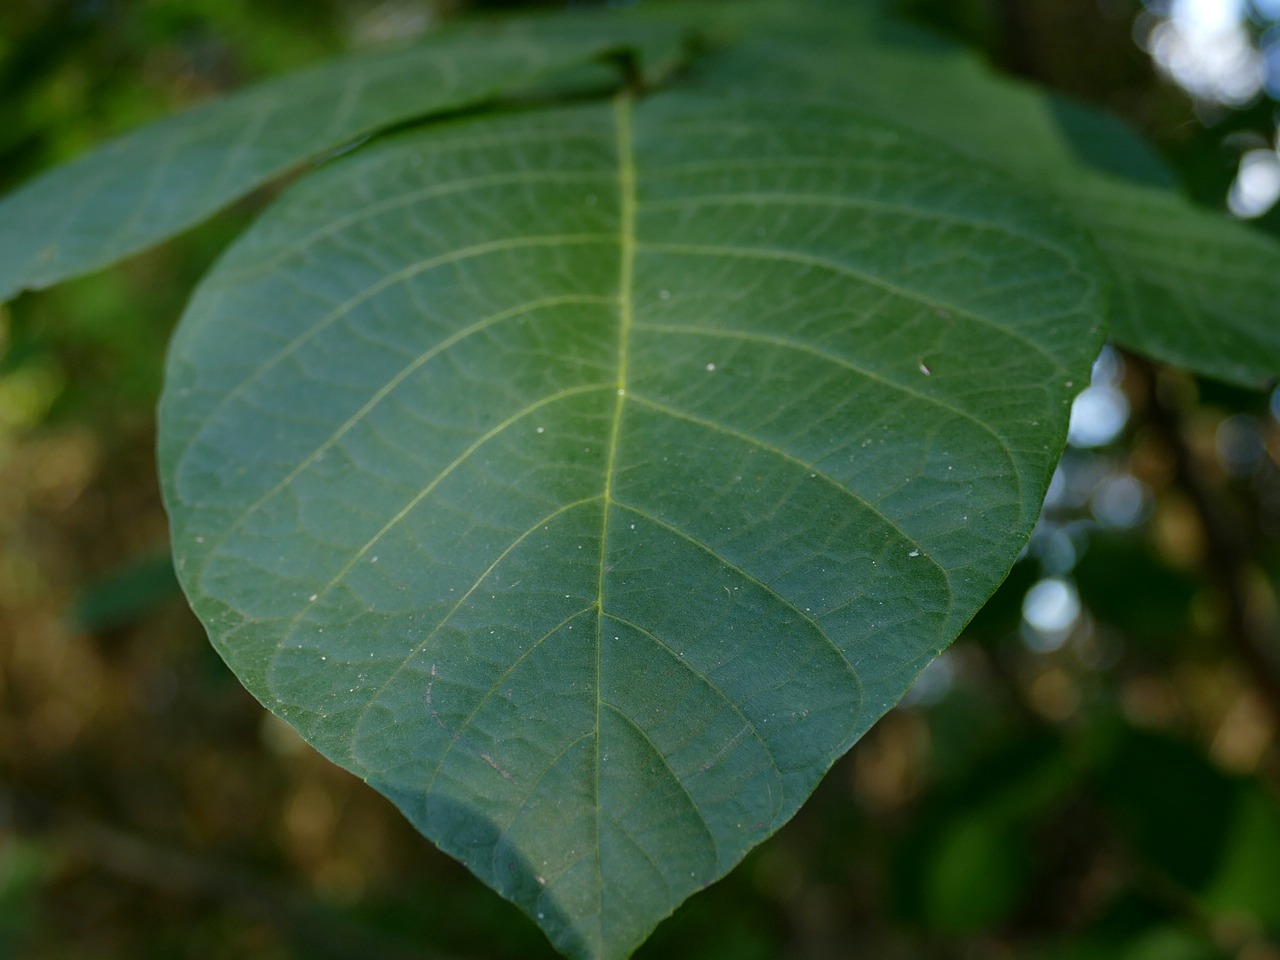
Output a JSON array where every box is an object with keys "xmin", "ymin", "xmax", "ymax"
[
  {"xmin": 613, "ymin": 500, "xmax": 865, "ymax": 714},
  {"xmin": 639, "ymin": 241, "xmax": 1071, "ymax": 375}
]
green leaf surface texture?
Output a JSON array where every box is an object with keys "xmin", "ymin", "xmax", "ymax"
[
  {"xmin": 680, "ymin": 3, "xmax": 1279, "ymax": 388},
  {"xmin": 161, "ymin": 88, "xmax": 1104, "ymax": 957},
  {"xmin": 0, "ymin": 14, "xmax": 686, "ymax": 301}
]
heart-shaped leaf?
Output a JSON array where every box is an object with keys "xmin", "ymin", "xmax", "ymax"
[{"xmin": 160, "ymin": 92, "xmax": 1104, "ymax": 957}]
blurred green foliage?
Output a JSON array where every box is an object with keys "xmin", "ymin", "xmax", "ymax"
[{"xmin": 1, "ymin": 1, "xmax": 1278, "ymax": 958}]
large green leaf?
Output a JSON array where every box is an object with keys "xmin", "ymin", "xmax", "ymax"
[
  {"xmin": 160, "ymin": 91, "xmax": 1103, "ymax": 957},
  {"xmin": 675, "ymin": 3, "xmax": 1280, "ymax": 388},
  {"xmin": 0, "ymin": 14, "xmax": 686, "ymax": 301}
]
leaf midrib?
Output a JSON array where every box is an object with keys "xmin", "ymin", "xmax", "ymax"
[{"xmin": 591, "ymin": 89, "xmax": 637, "ymax": 947}]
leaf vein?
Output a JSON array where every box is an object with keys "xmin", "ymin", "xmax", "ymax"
[
  {"xmin": 420, "ymin": 605, "xmax": 597, "ymax": 799},
  {"xmin": 602, "ymin": 701, "xmax": 721, "ymax": 869},
  {"xmin": 590, "ymin": 89, "xmax": 638, "ymax": 940},
  {"xmin": 268, "ymin": 387, "xmax": 609, "ymax": 645},
  {"xmin": 603, "ymin": 611, "xmax": 785, "ymax": 822},
  {"xmin": 191, "ymin": 233, "xmax": 615, "ymax": 436},
  {"xmin": 640, "ymin": 191, "xmax": 1081, "ymax": 262},
  {"xmin": 612, "ymin": 501, "xmax": 865, "ymax": 713},
  {"xmin": 483, "ymin": 730, "xmax": 596, "ymax": 878},
  {"xmin": 631, "ymin": 323, "xmax": 1025, "ymax": 519},
  {"xmin": 627, "ymin": 391, "xmax": 953, "ymax": 595},
  {"xmin": 638, "ymin": 241, "xmax": 1071, "ymax": 375},
  {"xmin": 201, "ymin": 293, "xmax": 613, "ymax": 558},
  {"xmin": 218, "ymin": 170, "xmax": 618, "ymax": 284}
]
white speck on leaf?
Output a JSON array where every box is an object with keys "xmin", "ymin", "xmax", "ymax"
[
  {"xmin": 705, "ymin": 362, "xmax": 716, "ymax": 372},
  {"xmin": 909, "ymin": 549, "xmax": 921, "ymax": 557}
]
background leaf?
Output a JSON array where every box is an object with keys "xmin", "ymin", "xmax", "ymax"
[
  {"xmin": 0, "ymin": 13, "xmax": 687, "ymax": 301},
  {"xmin": 160, "ymin": 90, "xmax": 1104, "ymax": 957}
]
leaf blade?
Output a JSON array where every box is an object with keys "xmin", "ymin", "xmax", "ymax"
[{"xmin": 160, "ymin": 94, "xmax": 1104, "ymax": 958}]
